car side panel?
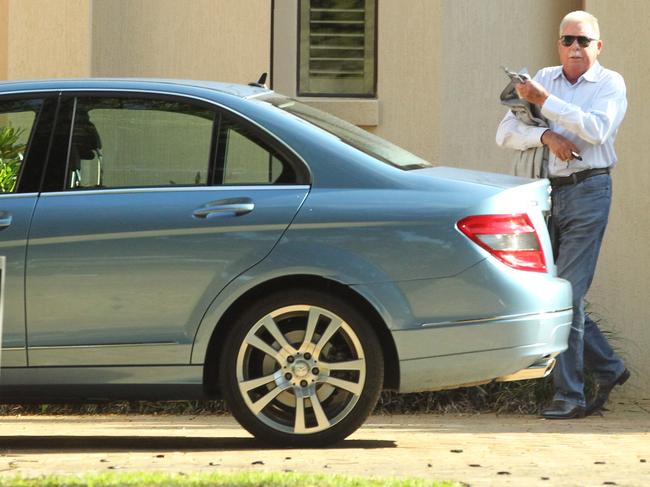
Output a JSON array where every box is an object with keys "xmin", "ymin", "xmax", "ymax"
[
  {"xmin": 0, "ymin": 195, "xmax": 37, "ymax": 367},
  {"xmin": 191, "ymin": 188, "xmax": 571, "ymax": 396},
  {"xmin": 189, "ymin": 185, "xmax": 479, "ymax": 363},
  {"xmin": 276, "ymin": 187, "xmax": 488, "ymax": 281},
  {"xmin": 0, "ymin": 365, "xmax": 205, "ymax": 402},
  {"xmin": 25, "ymin": 187, "xmax": 308, "ymax": 366}
]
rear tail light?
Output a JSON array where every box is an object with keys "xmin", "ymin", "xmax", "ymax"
[{"xmin": 457, "ymin": 214, "xmax": 547, "ymax": 272}]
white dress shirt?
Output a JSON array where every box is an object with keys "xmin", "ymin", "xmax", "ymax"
[{"xmin": 496, "ymin": 61, "xmax": 627, "ymax": 177}]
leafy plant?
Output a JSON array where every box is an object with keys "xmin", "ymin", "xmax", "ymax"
[{"xmin": 0, "ymin": 125, "xmax": 26, "ymax": 193}]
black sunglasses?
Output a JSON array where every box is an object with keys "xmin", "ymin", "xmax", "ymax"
[{"xmin": 560, "ymin": 35, "xmax": 598, "ymax": 47}]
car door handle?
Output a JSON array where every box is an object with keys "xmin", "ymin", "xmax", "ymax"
[
  {"xmin": 0, "ymin": 211, "xmax": 12, "ymax": 228},
  {"xmin": 192, "ymin": 198, "xmax": 255, "ymax": 218}
]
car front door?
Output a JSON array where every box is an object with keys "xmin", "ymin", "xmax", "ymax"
[
  {"xmin": 25, "ymin": 94, "xmax": 309, "ymax": 366},
  {"xmin": 0, "ymin": 95, "xmax": 57, "ymax": 368}
]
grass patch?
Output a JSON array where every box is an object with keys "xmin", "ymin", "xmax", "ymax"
[{"xmin": 0, "ymin": 471, "xmax": 460, "ymax": 487}]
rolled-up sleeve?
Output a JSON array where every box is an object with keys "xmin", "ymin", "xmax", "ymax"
[{"xmin": 496, "ymin": 111, "xmax": 548, "ymax": 150}]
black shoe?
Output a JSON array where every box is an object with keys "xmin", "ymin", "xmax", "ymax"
[
  {"xmin": 541, "ymin": 400, "xmax": 585, "ymax": 419},
  {"xmin": 586, "ymin": 368, "xmax": 631, "ymax": 416}
]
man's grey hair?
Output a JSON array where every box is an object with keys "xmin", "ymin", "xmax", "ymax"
[{"xmin": 559, "ymin": 10, "xmax": 600, "ymax": 39}]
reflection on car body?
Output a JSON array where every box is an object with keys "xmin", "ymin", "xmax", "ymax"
[{"xmin": 0, "ymin": 79, "xmax": 572, "ymax": 446}]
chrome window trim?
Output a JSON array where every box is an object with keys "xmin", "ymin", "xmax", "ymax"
[
  {"xmin": 39, "ymin": 185, "xmax": 311, "ymax": 198},
  {"xmin": 0, "ymin": 192, "xmax": 39, "ymax": 199},
  {"xmin": 0, "ymin": 87, "xmax": 313, "ymax": 185}
]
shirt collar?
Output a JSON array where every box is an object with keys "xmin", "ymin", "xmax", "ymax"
[
  {"xmin": 582, "ymin": 61, "xmax": 603, "ymax": 82},
  {"xmin": 553, "ymin": 61, "xmax": 603, "ymax": 83}
]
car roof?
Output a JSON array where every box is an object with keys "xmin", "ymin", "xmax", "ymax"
[
  {"xmin": 0, "ymin": 78, "xmax": 416, "ymax": 189},
  {"xmin": 0, "ymin": 78, "xmax": 271, "ymax": 99}
]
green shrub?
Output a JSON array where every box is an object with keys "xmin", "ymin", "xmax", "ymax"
[{"xmin": 0, "ymin": 126, "xmax": 26, "ymax": 193}]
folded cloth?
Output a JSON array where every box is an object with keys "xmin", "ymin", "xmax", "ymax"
[
  {"xmin": 500, "ymin": 83, "xmax": 547, "ymax": 128},
  {"xmin": 500, "ymin": 70, "xmax": 549, "ymax": 178}
]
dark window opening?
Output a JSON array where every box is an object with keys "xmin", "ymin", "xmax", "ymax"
[{"xmin": 298, "ymin": 0, "xmax": 377, "ymax": 97}]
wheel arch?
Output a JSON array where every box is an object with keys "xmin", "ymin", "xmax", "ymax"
[{"xmin": 202, "ymin": 274, "xmax": 400, "ymax": 395}]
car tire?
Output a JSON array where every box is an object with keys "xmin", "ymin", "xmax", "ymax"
[{"xmin": 219, "ymin": 288, "xmax": 384, "ymax": 447}]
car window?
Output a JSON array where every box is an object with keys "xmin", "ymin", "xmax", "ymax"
[
  {"xmin": 68, "ymin": 98, "xmax": 215, "ymax": 189},
  {"xmin": 0, "ymin": 99, "xmax": 43, "ymax": 193},
  {"xmin": 218, "ymin": 115, "xmax": 297, "ymax": 185},
  {"xmin": 259, "ymin": 94, "xmax": 433, "ymax": 170}
]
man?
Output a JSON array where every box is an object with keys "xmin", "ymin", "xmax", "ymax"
[{"xmin": 496, "ymin": 10, "xmax": 629, "ymax": 419}]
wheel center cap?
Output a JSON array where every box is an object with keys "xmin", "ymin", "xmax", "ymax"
[{"xmin": 292, "ymin": 361, "xmax": 310, "ymax": 378}]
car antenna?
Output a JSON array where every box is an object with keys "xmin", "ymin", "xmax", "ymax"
[{"xmin": 248, "ymin": 72, "xmax": 268, "ymax": 89}]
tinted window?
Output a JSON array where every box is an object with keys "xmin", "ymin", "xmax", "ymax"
[
  {"xmin": 0, "ymin": 99, "xmax": 43, "ymax": 193},
  {"xmin": 217, "ymin": 115, "xmax": 297, "ymax": 185},
  {"xmin": 68, "ymin": 98, "xmax": 215, "ymax": 189},
  {"xmin": 261, "ymin": 94, "xmax": 432, "ymax": 170}
]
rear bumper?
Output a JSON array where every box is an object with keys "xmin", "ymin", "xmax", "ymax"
[
  {"xmin": 393, "ymin": 308, "xmax": 571, "ymax": 393},
  {"xmin": 496, "ymin": 355, "xmax": 556, "ymax": 382}
]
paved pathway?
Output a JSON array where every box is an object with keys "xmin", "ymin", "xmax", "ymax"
[{"xmin": 0, "ymin": 401, "xmax": 648, "ymax": 486}]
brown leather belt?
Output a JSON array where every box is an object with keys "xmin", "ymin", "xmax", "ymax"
[{"xmin": 549, "ymin": 168, "xmax": 610, "ymax": 188}]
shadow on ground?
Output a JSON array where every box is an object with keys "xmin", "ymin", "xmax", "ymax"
[{"xmin": 0, "ymin": 436, "xmax": 396, "ymax": 453}]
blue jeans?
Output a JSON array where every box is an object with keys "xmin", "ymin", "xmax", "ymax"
[{"xmin": 549, "ymin": 173, "xmax": 626, "ymax": 407}]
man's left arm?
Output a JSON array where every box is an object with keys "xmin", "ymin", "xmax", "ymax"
[{"xmin": 518, "ymin": 75, "xmax": 627, "ymax": 146}]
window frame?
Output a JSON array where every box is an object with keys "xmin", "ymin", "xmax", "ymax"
[
  {"xmin": 40, "ymin": 92, "xmax": 222, "ymax": 193},
  {"xmin": 38, "ymin": 90, "xmax": 311, "ymax": 193},
  {"xmin": 213, "ymin": 109, "xmax": 310, "ymax": 186},
  {"xmin": 296, "ymin": 0, "xmax": 378, "ymax": 98},
  {"xmin": 64, "ymin": 94, "xmax": 219, "ymax": 191},
  {"xmin": 0, "ymin": 94, "xmax": 57, "ymax": 194}
]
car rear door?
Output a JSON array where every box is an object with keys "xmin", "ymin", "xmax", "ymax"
[
  {"xmin": 0, "ymin": 95, "xmax": 56, "ymax": 368},
  {"xmin": 25, "ymin": 93, "xmax": 309, "ymax": 367}
]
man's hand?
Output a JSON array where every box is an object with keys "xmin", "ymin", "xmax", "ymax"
[
  {"xmin": 515, "ymin": 79, "xmax": 549, "ymax": 106},
  {"xmin": 541, "ymin": 130, "xmax": 580, "ymax": 162}
]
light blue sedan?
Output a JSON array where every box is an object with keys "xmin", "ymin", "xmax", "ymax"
[{"xmin": 0, "ymin": 79, "xmax": 572, "ymax": 446}]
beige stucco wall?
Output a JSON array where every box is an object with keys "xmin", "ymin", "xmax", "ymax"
[
  {"xmin": 5, "ymin": 0, "xmax": 91, "ymax": 79},
  {"xmin": 581, "ymin": 0, "xmax": 650, "ymax": 398},
  {"xmin": 0, "ymin": 0, "xmax": 7, "ymax": 81},
  {"xmin": 0, "ymin": 0, "xmax": 269, "ymax": 82},
  {"xmin": 436, "ymin": 0, "xmax": 581, "ymax": 172},
  {"xmin": 91, "ymin": 0, "xmax": 270, "ymax": 82},
  {"xmin": 273, "ymin": 0, "xmax": 442, "ymax": 160},
  {"xmin": 371, "ymin": 0, "xmax": 443, "ymax": 163},
  {"xmin": 274, "ymin": 0, "xmax": 569, "ymax": 168}
]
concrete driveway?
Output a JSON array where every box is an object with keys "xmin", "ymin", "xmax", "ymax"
[{"xmin": 0, "ymin": 401, "xmax": 648, "ymax": 486}]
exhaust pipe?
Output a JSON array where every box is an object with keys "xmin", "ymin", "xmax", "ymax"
[{"xmin": 496, "ymin": 356, "xmax": 556, "ymax": 382}]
